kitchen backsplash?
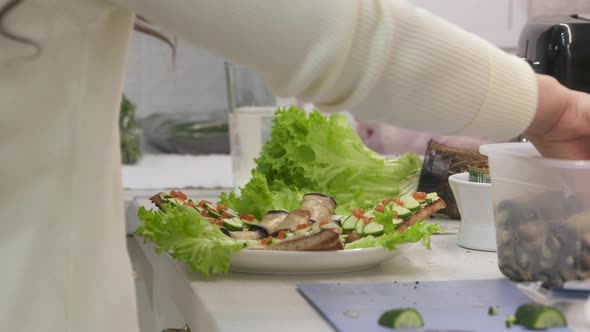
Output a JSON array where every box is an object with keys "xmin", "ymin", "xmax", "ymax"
[{"xmin": 531, "ymin": 0, "xmax": 590, "ymax": 15}]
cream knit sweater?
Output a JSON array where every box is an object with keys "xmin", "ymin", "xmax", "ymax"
[{"xmin": 0, "ymin": 0, "xmax": 542, "ymax": 331}]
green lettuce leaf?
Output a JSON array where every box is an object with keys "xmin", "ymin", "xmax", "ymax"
[
  {"xmin": 219, "ymin": 172, "xmax": 304, "ymax": 220},
  {"xmin": 345, "ymin": 220, "xmax": 444, "ymax": 250},
  {"xmin": 220, "ymin": 106, "xmax": 422, "ymax": 215},
  {"xmin": 135, "ymin": 204, "xmax": 243, "ymax": 277}
]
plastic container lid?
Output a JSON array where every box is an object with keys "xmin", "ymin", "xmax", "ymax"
[{"xmin": 480, "ymin": 142, "xmax": 590, "ymax": 169}]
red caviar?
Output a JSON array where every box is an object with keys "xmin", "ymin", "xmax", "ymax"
[
  {"xmin": 362, "ymin": 216, "xmax": 374, "ymax": 225},
  {"xmin": 170, "ymin": 191, "xmax": 187, "ymax": 201},
  {"xmin": 296, "ymin": 222, "xmax": 313, "ymax": 230},
  {"xmin": 260, "ymin": 237, "xmax": 273, "ymax": 245},
  {"xmin": 375, "ymin": 204, "xmax": 384, "ymax": 213},
  {"xmin": 210, "ymin": 219, "xmax": 223, "ymax": 227},
  {"xmin": 240, "ymin": 214, "xmax": 255, "ymax": 222},
  {"xmin": 352, "ymin": 208, "xmax": 364, "ymax": 219},
  {"xmin": 197, "ymin": 200, "xmax": 212, "ymax": 208},
  {"xmin": 392, "ymin": 198, "xmax": 404, "ymax": 206},
  {"xmin": 413, "ymin": 192, "xmax": 427, "ymax": 200}
]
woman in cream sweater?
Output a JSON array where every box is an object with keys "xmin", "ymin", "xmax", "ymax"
[{"xmin": 1, "ymin": 0, "xmax": 588, "ymax": 331}]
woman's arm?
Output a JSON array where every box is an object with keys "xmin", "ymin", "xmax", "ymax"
[{"xmin": 111, "ymin": 0, "xmax": 537, "ymax": 140}]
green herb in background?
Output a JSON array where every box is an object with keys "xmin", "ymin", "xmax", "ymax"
[{"xmin": 120, "ymin": 95, "xmax": 142, "ymax": 165}]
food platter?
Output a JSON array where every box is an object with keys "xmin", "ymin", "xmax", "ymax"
[{"xmin": 229, "ymin": 247, "xmax": 400, "ymax": 275}]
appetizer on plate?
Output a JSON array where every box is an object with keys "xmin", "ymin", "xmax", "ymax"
[
  {"xmin": 137, "ymin": 190, "xmax": 446, "ymax": 276},
  {"xmin": 135, "ymin": 108, "xmax": 447, "ymax": 277}
]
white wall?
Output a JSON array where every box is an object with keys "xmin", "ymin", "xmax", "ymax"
[
  {"xmin": 124, "ymin": 32, "xmax": 227, "ymax": 120},
  {"xmin": 530, "ymin": 0, "xmax": 590, "ymax": 16}
]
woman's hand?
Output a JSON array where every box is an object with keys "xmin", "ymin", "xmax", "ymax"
[{"xmin": 524, "ymin": 75, "xmax": 590, "ymax": 160}]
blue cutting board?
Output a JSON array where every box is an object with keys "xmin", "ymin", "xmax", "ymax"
[{"xmin": 297, "ymin": 279, "xmax": 571, "ymax": 332}]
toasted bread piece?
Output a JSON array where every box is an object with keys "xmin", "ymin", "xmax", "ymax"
[
  {"xmin": 395, "ymin": 198, "xmax": 447, "ymax": 233},
  {"xmin": 267, "ymin": 229, "xmax": 343, "ymax": 251}
]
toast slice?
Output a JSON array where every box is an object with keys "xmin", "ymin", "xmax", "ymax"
[
  {"xmin": 267, "ymin": 229, "xmax": 343, "ymax": 251},
  {"xmin": 395, "ymin": 198, "xmax": 447, "ymax": 233}
]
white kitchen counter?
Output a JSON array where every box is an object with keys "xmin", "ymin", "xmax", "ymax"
[{"xmin": 127, "ymin": 195, "xmax": 589, "ymax": 332}]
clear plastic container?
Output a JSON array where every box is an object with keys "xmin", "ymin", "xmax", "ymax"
[{"xmin": 480, "ymin": 142, "xmax": 590, "ymax": 287}]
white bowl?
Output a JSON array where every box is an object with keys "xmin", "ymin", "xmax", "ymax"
[{"xmin": 448, "ymin": 172, "xmax": 496, "ymax": 252}]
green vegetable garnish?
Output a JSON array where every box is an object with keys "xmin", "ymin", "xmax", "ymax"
[
  {"xmin": 219, "ymin": 172, "xmax": 304, "ymax": 221},
  {"xmin": 515, "ymin": 303, "xmax": 567, "ymax": 330},
  {"xmin": 135, "ymin": 204, "xmax": 243, "ymax": 278},
  {"xmin": 505, "ymin": 315, "xmax": 516, "ymax": 328},
  {"xmin": 378, "ymin": 308, "xmax": 424, "ymax": 329},
  {"xmin": 489, "ymin": 306, "xmax": 498, "ymax": 316},
  {"xmin": 345, "ymin": 198, "xmax": 444, "ymax": 251},
  {"xmin": 220, "ymin": 107, "xmax": 422, "ymax": 218},
  {"xmin": 343, "ymin": 310, "xmax": 360, "ymax": 319}
]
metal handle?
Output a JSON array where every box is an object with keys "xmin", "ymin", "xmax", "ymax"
[{"xmin": 162, "ymin": 325, "xmax": 191, "ymax": 332}]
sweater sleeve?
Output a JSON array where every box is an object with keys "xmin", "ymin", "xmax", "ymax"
[{"xmin": 110, "ymin": 0, "xmax": 538, "ymax": 139}]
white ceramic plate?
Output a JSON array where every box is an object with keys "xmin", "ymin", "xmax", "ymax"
[{"xmin": 229, "ymin": 248, "xmax": 399, "ymax": 275}]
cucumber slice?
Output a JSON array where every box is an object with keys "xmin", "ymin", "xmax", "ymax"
[
  {"xmin": 505, "ymin": 315, "xmax": 516, "ymax": 328},
  {"xmin": 244, "ymin": 239, "xmax": 263, "ymax": 248},
  {"xmin": 355, "ymin": 218, "xmax": 365, "ymax": 235},
  {"xmin": 426, "ymin": 192, "xmax": 438, "ymax": 204},
  {"xmin": 207, "ymin": 210, "xmax": 221, "ymax": 219},
  {"xmin": 363, "ymin": 222, "xmax": 384, "ymax": 236},
  {"xmin": 320, "ymin": 221, "xmax": 340, "ymax": 230},
  {"xmin": 391, "ymin": 203, "xmax": 412, "ymax": 219},
  {"xmin": 341, "ymin": 216, "xmax": 358, "ymax": 232},
  {"xmin": 201, "ymin": 202, "xmax": 216, "ymax": 210},
  {"xmin": 378, "ymin": 308, "xmax": 424, "ymax": 329},
  {"xmin": 242, "ymin": 219, "xmax": 259, "ymax": 228},
  {"xmin": 221, "ymin": 209, "xmax": 240, "ymax": 218},
  {"xmin": 222, "ymin": 217, "xmax": 244, "ymax": 231},
  {"xmin": 399, "ymin": 194, "xmax": 420, "ymax": 211},
  {"xmin": 515, "ymin": 304, "xmax": 567, "ymax": 330},
  {"xmin": 199, "ymin": 202, "xmax": 221, "ymax": 218},
  {"xmin": 295, "ymin": 226, "xmax": 314, "ymax": 236}
]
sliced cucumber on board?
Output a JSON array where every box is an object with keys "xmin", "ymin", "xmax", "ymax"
[
  {"xmin": 378, "ymin": 308, "xmax": 424, "ymax": 329},
  {"xmin": 515, "ymin": 304, "xmax": 567, "ymax": 330}
]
